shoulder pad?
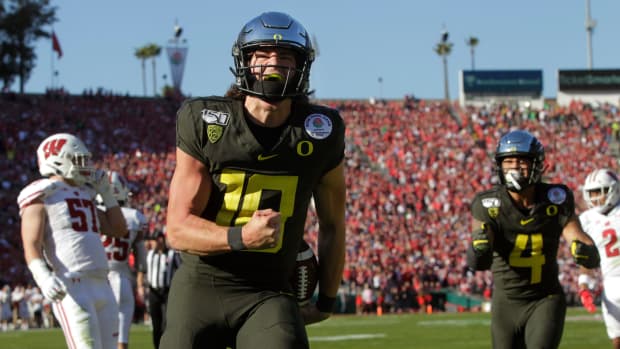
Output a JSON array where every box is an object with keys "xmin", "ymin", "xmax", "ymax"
[
  {"xmin": 17, "ymin": 179, "xmax": 59, "ymax": 211},
  {"xmin": 471, "ymin": 187, "xmax": 502, "ymax": 221},
  {"xmin": 309, "ymin": 103, "xmax": 340, "ymax": 116},
  {"xmin": 181, "ymin": 96, "xmax": 234, "ymax": 108}
]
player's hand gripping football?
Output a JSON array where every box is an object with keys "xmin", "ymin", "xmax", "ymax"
[{"xmin": 241, "ymin": 209, "xmax": 281, "ymax": 250}]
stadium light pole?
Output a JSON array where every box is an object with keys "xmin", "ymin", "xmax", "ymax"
[
  {"xmin": 434, "ymin": 28, "xmax": 453, "ymax": 102},
  {"xmin": 585, "ymin": 0, "xmax": 596, "ymax": 70}
]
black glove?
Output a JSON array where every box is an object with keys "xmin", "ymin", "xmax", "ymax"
[
  {"xmin": 472, "ymin": 223, "xmax": 491, "ymax": 257},
  {"xmin": 571, "ymin": 240, "xmax": 600, "ymax": 269}
]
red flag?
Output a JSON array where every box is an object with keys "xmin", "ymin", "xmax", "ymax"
[{"xmin": 51, "ymin": 31, "xmax": 62, "ymax": 58}]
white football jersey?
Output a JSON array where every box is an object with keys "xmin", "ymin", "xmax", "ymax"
[
  {"xmin": 17, "ymin": 178, "xmax": 108, "ymax": 276},
  {"xmin": 101, "ymin": 206, "xmax": 147, "ymax": 277},
  {"xmin": 580, "ymin": 205, "xmax": 620, "ymax": 278}
]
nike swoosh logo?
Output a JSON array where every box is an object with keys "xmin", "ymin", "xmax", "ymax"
[
  {"xmin": 258, "ymin": 154, "xmax": 279, "ymax": 161},
  {"xmin": 520, "ymin": 218, "xmax": 535, "ymax": 225}
]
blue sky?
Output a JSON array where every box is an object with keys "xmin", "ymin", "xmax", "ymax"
[{"xmin": 23, "ymin": 0, "xmax": 620, "ymax": 100}]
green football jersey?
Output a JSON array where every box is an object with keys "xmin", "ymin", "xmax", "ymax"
[
  {"xmin": 175, "ymin": 96, "xmax": 345, "ymax": 290},
  {"xmin": 471, "ymin": 183, "xmax": 574, "ymax": 300}
]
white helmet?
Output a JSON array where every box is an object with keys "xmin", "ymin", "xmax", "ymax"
[
  {"xmin": 583, "ymin": 168, "xmax": 620, "ymax": 214},
  {"xmin": 108, "ymin": 170, "xmax": 130, "ymax": 203},
  {"xmin": 36, "ymin": 133, "xmax": 95, "ymax": 185}
]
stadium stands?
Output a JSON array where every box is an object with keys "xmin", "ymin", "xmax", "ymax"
[{"xmin": 1, "ymin": 91, "xmax": 619, "ymax": 322}]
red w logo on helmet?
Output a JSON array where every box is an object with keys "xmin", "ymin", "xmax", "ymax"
[{"xmin": 42, "ymin": 138, "xmax": 67, "ymax": 159}]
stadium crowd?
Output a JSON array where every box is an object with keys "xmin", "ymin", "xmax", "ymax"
[{"xmin": 1, "ymin": 90, "xmax": 619, "ymax": 328}]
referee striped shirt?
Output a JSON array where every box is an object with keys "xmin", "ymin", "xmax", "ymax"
[{"xmin": 146, "ymin": 248, "xmax": 181, "ymax": 290}]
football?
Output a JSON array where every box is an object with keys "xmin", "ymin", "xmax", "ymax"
[{"xmin": 290, "ymin": 240, "xmax": 319, "ymax": 306}]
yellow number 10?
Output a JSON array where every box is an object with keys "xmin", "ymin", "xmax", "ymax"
[
  {"xmin": 216, "ymin": 170, "xmax": 298, "ymax": 253},
  {"xmin": 509, "ymin": 233, "xmax": 546, "ymax": 284}
]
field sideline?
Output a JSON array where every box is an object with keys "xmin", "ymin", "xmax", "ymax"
[{"xmin": 0, "ymin": 307, "xmax": 608, "ymax": 349}]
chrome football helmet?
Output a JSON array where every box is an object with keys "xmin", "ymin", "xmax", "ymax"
[
  {"xmin": 37, "ymin": 133, "xmax": 95, "ymax": 185},
  {"xmin": 583, "ymin": 168, "xmax": 620, "ymax": 214},
  {"xmin": 231, "ymin": 11, "xmax": 315, "ymax": 100},
  {"xmin": 495, "ymin": 130, "xmax": 545, "ymax": 192}
]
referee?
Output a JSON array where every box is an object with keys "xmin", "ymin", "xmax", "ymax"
[{"xmin": 146, "ymin": 232, "xmax": 180, "ymax": 349}]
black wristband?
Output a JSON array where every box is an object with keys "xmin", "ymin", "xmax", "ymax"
[
  {"xmin": 316, "ymin": 293, "xmax": 337, "ymax": 313},
  {"xmin": 227, "ymin": 226, "xmax": 245, "ymax": 251}
]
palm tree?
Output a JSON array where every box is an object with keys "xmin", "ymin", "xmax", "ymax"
[
  {"xmin": 434, "ymin": 31, "xmax": 453, "ymax": 102},
  {"xmin": 143, "ymin": 43, "xmax": 162, "ymax": 96},
  {"xmin": 134, "ymin": 46, "xmax": 149, "ymax": 96},
  {"xmin": 465, "ymin": 36, "xmax": 479, "ymax": 70}
]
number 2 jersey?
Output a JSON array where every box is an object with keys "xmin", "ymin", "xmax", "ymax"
[
  {"xmin": 17, "ymin": 178, "xmax": 109, "ymax": 277},
  {"xmin": 175, "ymin": 96, "xmax": 345, "ymax": 290},
  {"xmin": 580, "ymin": 205, "xmax": 620, "ymax": 279},
  {"xmin": 471, "ymin": 183, "xmax": 575, "ymax": 300}
]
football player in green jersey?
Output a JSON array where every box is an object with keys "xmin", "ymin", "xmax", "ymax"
[
  {"xmin": 160, "ymin": 11, "xmax": 346, "ymax": 349},
  {"xmin": 467, "ymin": 130, "xmax": 599, "ymax": 349}
]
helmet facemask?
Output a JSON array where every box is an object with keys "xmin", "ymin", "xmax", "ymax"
[
  {"xmin": 497, "ymin": 157, "xmax": 543, "ymax": 192},
  {"xmin": 234, "ymin": 48, "xmax": 309, "ymax": 101}
]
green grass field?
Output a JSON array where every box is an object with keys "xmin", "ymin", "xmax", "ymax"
[{"xmin": 0, "ymin": 308, "xmax": 608, "ymax": 349}]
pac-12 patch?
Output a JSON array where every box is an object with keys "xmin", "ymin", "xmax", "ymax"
[{"xmin": 304, "ymin": 114, "xmax": 332, "ymax": 140}]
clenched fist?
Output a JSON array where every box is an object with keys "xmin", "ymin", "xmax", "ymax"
[{"xmin": 241, "ymin": 209, "xmax": 281, "ymax": 250}]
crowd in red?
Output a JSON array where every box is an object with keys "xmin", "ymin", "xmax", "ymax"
[{"xmin": 1, "ymin": 91, "xmax": 619, "ymax": 314}]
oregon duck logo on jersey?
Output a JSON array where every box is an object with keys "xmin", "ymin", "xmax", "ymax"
[{"xmin": 201, "ymin": 109, "xmax": 230, "ymax": 144}]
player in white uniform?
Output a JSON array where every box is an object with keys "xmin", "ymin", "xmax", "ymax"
[
  {"xmin": 580, "ymin": 168, "xmax": 620, "ymax": 349},
  {"xmin": 100, "ymin": 171, "xmax": 147, "ymax": 349},
  {"xmin": 18, "ymin": 133, "xmax": 128, "ymax": 349}
]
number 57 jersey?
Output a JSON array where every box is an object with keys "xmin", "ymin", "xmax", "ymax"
[
  {"xmin": 580, "ymin": 206, "xmax": 620, "ymax": 279},
  {"xmin": 17, "ymin": 178, "xmax": 109, "ymax": 276}
]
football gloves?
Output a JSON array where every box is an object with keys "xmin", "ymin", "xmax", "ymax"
[
  {"xmin": 571, "ymin": 240, "xmax": 601, "ymax": 269},
  {"xmin": 579, "ymin": 288, "xmax": 596, "ymax": 313},
  {"xmin": 28, "ymin": 259, "xmax": 67, "ymax": 301},
  {"xmin": 92, "ymin": 169, "xmax": 118, "ymax": 208},
  {"xmin": 472, "ymin": 223, "xmax": 491, "ymax": 257}
]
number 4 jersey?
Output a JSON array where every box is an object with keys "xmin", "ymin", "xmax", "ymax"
[
  {"xmin": 580, "ymin": 205, "xmax": 620, "ymax": 279},
  {"xmin": 17, "ymin": 178, "xmax": 109, "ymax": 276},
  {"xmin": 471, "ymin": 183, "xmax": 575, "ymax": 300}
]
